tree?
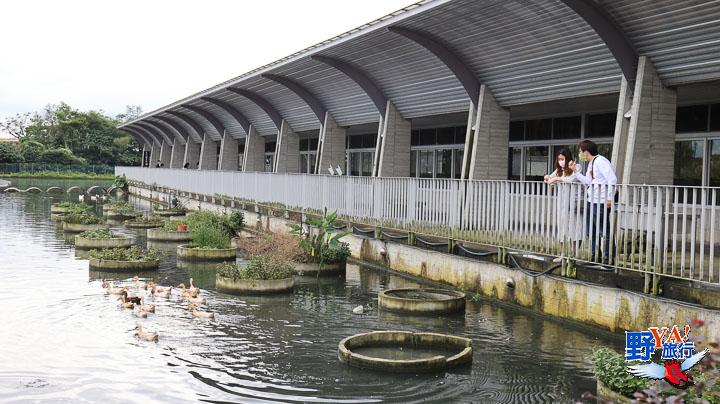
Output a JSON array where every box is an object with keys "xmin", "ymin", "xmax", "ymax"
[
  {"xmin": 115, "ymin": 105, "xmax": 144, "ymax": 123},
  {"xmin": 0, "ymin": 112, "xmax": 31, "ymax": 139},
  {"xmin": 19, "ymin": 140, "xmax": 46, "ymax": 163},
  {"xmin": 0, "ymin": 142, "xmax": 24, "ymax": 163},
  {"xmin": 40, "ymin": 148, "xmax": 86, "ymax": 165}
]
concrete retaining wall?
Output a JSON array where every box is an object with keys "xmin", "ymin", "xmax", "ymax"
[{"xmin": 129, "ymin": 185, "xmax": 720, "ymax": 341}]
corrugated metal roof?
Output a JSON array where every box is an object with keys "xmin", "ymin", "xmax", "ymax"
[{"xmin": 121, "ymin": 0, "xmax": 720, "ymax": 142}]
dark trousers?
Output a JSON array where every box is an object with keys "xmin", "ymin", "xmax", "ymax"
[{"xmin": 586, "ymin": 202, "xmax": 612, "ymax": 264}]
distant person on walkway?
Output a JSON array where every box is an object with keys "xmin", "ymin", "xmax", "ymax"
[
  {"xmin": 569, "ymin": 140, "xmax": 617, "ymax": 264},
  {"xmin": 544, "ymin": 148, "xmax": 579, "ymax": 262},
  {"xmin": 183, "ymin": 162, "xmax": 190, "ymax": 169},
  {"xmin": 155, "ymin": 160, "xmax": 161, "ymax": 168},
  {"xmin": 196, "ymin": 162, "xmax": 199, "ymax": 169}
]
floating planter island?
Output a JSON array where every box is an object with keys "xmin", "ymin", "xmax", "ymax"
[
  {"xmin": 62, "ymin": 222, "xmax": 109, "ymax": 233},
  {"xmin": 124, "ymin": 219, "xmax": 163, "ymax": 229},
  {"xmin": 147, "ymin": 228, "xmax": 192, "ymax": 242},
  {"xmin": 216, "ymin": 261, "xmax": 295, "ymax": 294},
  {"xmin": 88, "ymin": 246, "xmax": 160, "ymax": 271},
  {"xmin": 338, "ymin": 331, "xmax": 473, "ymax": 373},
  {"xmin": 75, "ymin": 231, "xmax": 133, "ymax": 249},
  {"xmin": 176, "ymin": 244, "xmax": 236, "ymax": 262},
  {"xmin": 378, "ymin": 288, "xmax": 466, "ymax": 314},
  {"xmin": 216, "ymin": 275, "xmax": 294, "ymax": 295},
  {"xmin": 294, "ymin": 261, "xmax": 345, "ymax": 276}
]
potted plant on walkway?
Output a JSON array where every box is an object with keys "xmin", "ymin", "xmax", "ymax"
[
  {"xmin": 218, "ymin": 232, "xmax": 298, "ymax": 294},
  {"xmin": 290, "ymin": 208, "xmax": 351, "ymax": 277}
]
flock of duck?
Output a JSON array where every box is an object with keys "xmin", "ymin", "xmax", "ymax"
[{"xmin": 101, "ymin": 276, "xmax": 215, "ymax": 342}]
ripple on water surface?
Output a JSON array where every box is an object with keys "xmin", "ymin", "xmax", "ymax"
[{"xmin": 0, "ymin": 189, "xmax": 622, "ymax": 403}]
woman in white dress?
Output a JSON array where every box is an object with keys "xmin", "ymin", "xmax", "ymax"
[{"xmin": 544, "ymin": 148, "xmax": 580, "ymax": 262}]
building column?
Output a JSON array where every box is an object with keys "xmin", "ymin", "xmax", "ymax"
[
  {"xmin": 242, "ymin": 126, "xmax": 265, "ymax": 172},
  {"xmin": 183, "ymin": 140, "xmax": 201, "ymax": 169},
  {"xmin": 375, "ymin": 102, "xmax": 411, "ymax": 177},
  {"xmin": 316, "ymin": 112, "xmax": 346, "ymax": 175},
  {"xmin": 148, "ymin": 143, "xmax": 158, "ymax": 167},
  {"xmin": 274, "ymin": 120, "xmax": 299, "ymax": 173},
  {"xmin": 198, "ymin": 133, "xmax": 219, "ymax": 170},
  {"xmin": 140, "ymin": 145, "xmax": 146, "ymax": 167},
  {"xmin": 464, "ymin": 84, "xmax": 510, "ymax": 180},
  {"xmin": 614, "ymin": 56, "xmax": 677, "ymax": 185},
  {"xmin": 169, "ymin": 139, "xmax": 184, "ymax": 168},
  {"xmin": 159, "ymin": 141, "xmax": 172, "ymax": 167},
  {"xmin": 218, "ymin": 134, "xmax": 239, "ymax": 171}
]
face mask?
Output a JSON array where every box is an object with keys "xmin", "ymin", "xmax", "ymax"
[
  {"xmin": 558, "ymin": 160, "xmax": 566, "ymax": 168},
  {"xmin": 578, "ymin": 153, "xmax": 586, "ymax": 162}
]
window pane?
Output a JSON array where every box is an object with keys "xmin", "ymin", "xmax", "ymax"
[
  {"xmin": 299, "ymin": 139, "xmax": 309, "ymax": 151},
  {"xmin": 711, "ymin": 104, "xmax": 720, "ymax": 132},
  {"xmin": 674, "ymin": 140, "xmax": 704, "ymax": 186},
  {"xmin": 309, "ymin": 138, "xmax": 319, "ymax": 151},
  {"xmin": 553, "ymin": 116, "xmax": 581, "ymax": 139},
  {"xmin": 509, "ymin": 147, "xmax": 522, "ymax": 180},
  {"xmin": 597, "ymin": 143, "xmax": 613, "ymax": 160},
  {"xmin": 525, "ymin": 146, "xmax": 548, "ymax": 181},
  {"xmin": 237, "ymin": 154, "xmax": 244, "ymax": 171},
  {"xmin": 361, "ymin": 152, "xmax": 374, "ymax": 176},
  {"xmin": 362, "ymin": 134, "xmax": 377, "ymax": 148},
  {"xmin": 410, "ymin": 150, "xmax": 417, "ymax": 177},
  {"xmin": 348, "ymin": 135, "xmax": 363, "ymax": 149},
  {"xmin": 411, "ymin": 130, "xmax": 420, "ymax": 146},
  {"xmin": 455, "ymin": 126, "xmax": 467, "ymax": 144},
  {"xmin": 453, "ymin": 149, "xmax": 464, "ymax": 179},
  {"xmin": 237, "ymin": 143, "xmax": 245, "ymax": 154},
  {"xmin": 419, "ymin": 150, "xmax": 433, "ymax": 178},
  {"xmin": 509, "ymin": 121, "xmax": 524, "ymax": 141},
  {"xmin": 309, "ymin": 153, "xmax": 316, "ymax": 174},
  {"xmin": 436, "ymin": 149, "xmax": 452, "ymax": 178},
  {"xmin": 419, "ymin": 129, "xmax": 435, "ymax": 146},
  {"xmin": 349, "ymin": 152, "xmax": 360, "ymax": 176},
  {"xmin": 676, "ymin": 105, "xmax": 709, "ymax": 133},
  {"xmin": 710, "ymin": 140, "xmax": 720, "ymax": 188},
  {"xmin": 265, "ymin": 141, "xmax": 276, "ymax": 153},
  {"xmin": 299, "ymin": 153, "xmax": 308, "ymax": 173},
  {"xmin": 525, "ymin": 119, "xmax": 552, "ymax": 141},
  {"xmin": 437, "ymin": 127, "xmax": 455, "ymax": 144},
  {"xmin": 586, "ymin": 113, "xmax": 616, "ymax": 138}
]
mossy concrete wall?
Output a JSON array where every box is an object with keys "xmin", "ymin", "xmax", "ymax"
[{"xmin": 129, "ymin": 185, "xmax": 720, "ymax": 341}]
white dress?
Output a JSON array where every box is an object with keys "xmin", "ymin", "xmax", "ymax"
[{"xmin": 548, "ymin": 171, "xmax": 580, "ymax": 242}]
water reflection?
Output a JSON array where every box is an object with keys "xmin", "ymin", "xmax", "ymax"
[{"xmin": 0, "ymin": 182, "xmax": 623, "ymax": 403}]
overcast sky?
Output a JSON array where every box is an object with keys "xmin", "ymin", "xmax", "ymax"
[{"xmin": 0, "ymin": 0, "xmax": 416, "ymax": 120}]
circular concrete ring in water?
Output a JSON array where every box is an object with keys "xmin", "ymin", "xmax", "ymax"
[
  {"xmin": 75, "ymin": 235, "xmax": 133, "ymax": 249},
  {"xmin": 147, "ymin": 228, "xmax": 193, "ymax": 242},
  {"xmin": 62, "ymin": 223, "xmax": 109, "ymax": 233},
  {"xmin": 177, "ymin": 244, "xmax": 236, "ymax": 262},
  {"xmin": 294, "ymin": 261, "xmax": 345, "ymax": 276},
  {"xmin": 106, "ymin": 212, "xmax": 138, "ymax": 221},
  {"xmin": 51, "ymin": 205, "xmax": 69, "ymax": 214},
  {"xmin": 124, "ymin": 220, "xmax": 163, "ymax": 229},
  {"xmin": 89, "ymin": 257, "xmax": 159, "ymax": 271},
  {"xmin": 338, "ymin": 331, "xmax": 472, "ymax": 373},
  {"xmin": 153, "ymin": 210, "xmax": 185, "ymax": 217},
  {"xmin": 216, "ymin": 275, "xmax": 294, "ymax": 295},
  {"xmin": 378, "ymin": 288, "xmax": 466, "ymax": 314}
]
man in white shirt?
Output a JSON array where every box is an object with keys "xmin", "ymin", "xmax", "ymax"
[{"xmin": 569, "ymin": 140, "xmax": 617, "ymax": 264}]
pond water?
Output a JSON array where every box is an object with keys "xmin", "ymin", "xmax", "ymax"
[{"xmin": 0, "ymin": 180, "xmax": 623, "ymax": 403}]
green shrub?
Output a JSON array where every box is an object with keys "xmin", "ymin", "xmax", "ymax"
[
  {"xmin": 190, "ymin": 222, "xmax": 230, "ymax": 249},
  {"xmin": 112, "ymin": 174, "xmax": 128, "ymax": 190},
  {"xmin": 62, "ymin": 213, "xmax": 105, "ymax": 224},
  {"xmin": 128, "ymin": 216, "xmax": 163, "ymax": 225},
  {"xmin": 0, "ymin": 142, "xmax": 24, "ymax": 163},
  {"xmin": 320, "ymin": 242, "xmax": 351, "ymax": 263},
  {"xmin": 217, "ymin": 256, "xmax": 294, "ymax": 281},
  {"xmin": 591, "ymin": 347, "xmax": 649, "ymax": 397},
  {"xmin": 19, "ymin": 140, "xmax": 45, "ymax": 163},
  {"xmin": 89, "ymin": 245, "xmax": 160, "ymax": 261},
  {"xmin": 290, "ymin": 208, "xmax": 349, "ymax": 267},
  {"xmin": 78, "ymin": 229, "xmax": 118, "ymax": 239},
  {"xmin": 55, "ymin": 202, "xmax": 94, "ymax": 214},
  {"xmin": 105, "ymin": 201, "xmax": 135, "ymax": 215},
  {"xmin": 186, "ymin": 211, "xmax": 244, "ymax": 238},
  {"xmin": 162, "ymin": 219, "xmax": 187, "ymax": 232}
]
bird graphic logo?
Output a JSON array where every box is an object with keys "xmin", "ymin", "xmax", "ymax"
[{"xmin": 627, "ymin": 348, "xmax": 707, "ymax": 389}]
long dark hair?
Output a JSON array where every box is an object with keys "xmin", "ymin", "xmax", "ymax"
[{"xmin": 555, "ymin": 148, "xmax": 574, "ymax": 177}]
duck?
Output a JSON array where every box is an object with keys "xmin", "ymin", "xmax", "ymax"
[
  {"xmin": 119, "ymin": 289, "xmax": 142, "ymax": 305},
  {"xmin": 78, "ymin": 194, "xmax": 85, "ymax": 202},
  {"xmin": 132, "ymin": 309, "xmax": 147, "ymax": 318},
  {"xmin": 107, "ymin": 285, "xmax": 127, "ymax": 296},
  {"xmin": 188, "ymin": 303, "xmax": 215, "ymax": 320},
  {"xmin": 152, "ymin": 286, "xmax": 172, "ymax": 298},
  {"xmin": 187, "ymin": 296, "xmax": 207, "ymax": 305},
  {"xmin": 139, "ymin": 296, "xmax": 155, "ymax": 313},
  {"xmin": 132, "ymin": 276, "xmax": 148, "ymax": 290},
  {"xmin": 177, "ymin": 282, "xmax": 199, "ymax": 298},
  {"xmin": 120, "ymin": 301, "xmax": 134, "ymax": 310},
  {"xmin": 135, "ymin": 321, "xmax": 159, "ymax": 342}
]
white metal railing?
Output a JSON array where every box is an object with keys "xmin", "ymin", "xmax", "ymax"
[{"xmin": 117, "ymin": 167, "xmax": 720, "ymax": 285}]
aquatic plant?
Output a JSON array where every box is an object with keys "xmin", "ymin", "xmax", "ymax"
[
  {"xmin": 112, "ymin": 174, "xmax": 128, "ymax": 190},
  {"xmin": 217, "ymin": 256, "xmax": 294, "ymax": 281},
  {"xmin": 290, "ymin": 208, "xmax": 350, "ymax": 266},
  {"xmin": 591, "ymin": 347, "xmax": 649, "ymax": 397},
  {"xmin": 128, "ymin": 216, "xmax": 163, "ymax": 225},
  {"xmin": 78, "ymin": 229, "xmax": 121, "ymax": 239},
  {"xmin": 186, "ymin": 211, "xmax": 244, "ymax": 238},
  {"xmin": 55, "ymin": 202, "xmax": 94, "ymax": 215},
  {"xmin": 162, "ymin": 219, "xmax": 187, "ymax": 232},
  {"xmin": 105, "ymin": 201, "xmax": 135, "ymax": 215},
  {"xmin": 190, "ymin": 222, "xmax": 230, "ymax": 249},
  {"xmin": 62, "ymin": 213, "xmax": 105, "ymax": 225},
  {"xmin": 89, "ymin": 245, "xmax": 160, "ymax": 262}
]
